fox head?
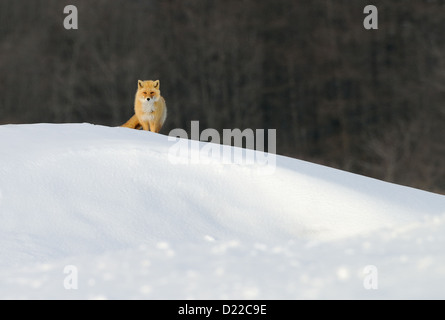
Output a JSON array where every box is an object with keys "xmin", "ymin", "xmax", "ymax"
[{"xmin": 137, "ymin": 80, "xmax": 161, "ymax": 102}]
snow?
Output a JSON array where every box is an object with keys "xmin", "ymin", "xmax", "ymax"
[{"xmin": 0, "ymin": 123, "xmax": 444, "ymax": 299}]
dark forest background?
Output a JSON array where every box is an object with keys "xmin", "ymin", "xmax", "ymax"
[{"xmin": 0, "ymin": 0, "xmax": 444, "ymax": 194}]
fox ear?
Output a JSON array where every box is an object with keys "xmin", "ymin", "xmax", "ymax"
[
  {"xmin": 153, "ymin": 80, "xmax": 160, "ymax": 89},
  {"xmin": 138, "ymin": 80, "xmax": 144, "ymax": 88}
]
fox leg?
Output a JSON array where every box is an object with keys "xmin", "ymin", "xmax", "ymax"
[
  {"xmin": 121, "ymin": 114, "xmax": 141, "ymax": 129},
  {"xmin": 141, "ymin": 121, "xmax": 150, "ymax": 131},
  {"xmin": 149, "ymin": 122, "xmax": 160, "ymax": 133}
]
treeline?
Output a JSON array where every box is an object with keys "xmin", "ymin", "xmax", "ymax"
[{"xmin": 0, "ymin": 0, "xmax": 444, "ymax": 193}]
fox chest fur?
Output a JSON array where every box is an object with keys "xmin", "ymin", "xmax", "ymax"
[{"xmin": 136, "ymin": 97, "xmax": 166, "ymax": 123}]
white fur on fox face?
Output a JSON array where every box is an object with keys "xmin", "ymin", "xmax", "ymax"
[{"xmin": 139, "ymin": 96, "xmax": 159, "ymax": 103}]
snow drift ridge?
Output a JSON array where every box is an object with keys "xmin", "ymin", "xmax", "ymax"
[{"xmin": 0, "ymin": 123, "xmax": 444, "ymax": 299}]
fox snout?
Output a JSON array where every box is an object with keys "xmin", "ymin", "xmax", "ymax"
[{"xmin": 146, "ymin": 96, "xmax": 158, "ymax": 102}]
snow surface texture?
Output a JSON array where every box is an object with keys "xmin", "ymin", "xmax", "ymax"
[{"xmin": 0, "ymin": 123, "xmax": 444, "ymax": 299}]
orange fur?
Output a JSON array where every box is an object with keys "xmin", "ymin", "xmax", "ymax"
[
  {"xmin": 121, "ymin": 80, "xmax": 167, "ymax": 133},
  {"xmin": 122, "ymin": 114, "xmax": 142, "ymax": 129}
]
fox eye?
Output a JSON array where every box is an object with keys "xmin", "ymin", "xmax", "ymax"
[
  {"xmin": 142, "ymin": 92, "xmax": 147, "ymax": 95},
  {"xmin": 150, "ymin": 91, "xmax": 155, "ymax": 95}
]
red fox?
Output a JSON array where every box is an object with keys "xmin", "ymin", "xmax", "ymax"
[{"xmin": 122, "ymin": 80, "xmax": 167, "ymax": 133}]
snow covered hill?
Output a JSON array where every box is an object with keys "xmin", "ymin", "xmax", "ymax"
[{"xmin": 0, "ymin": 123, "xmax": 444, "ymax": 299}]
